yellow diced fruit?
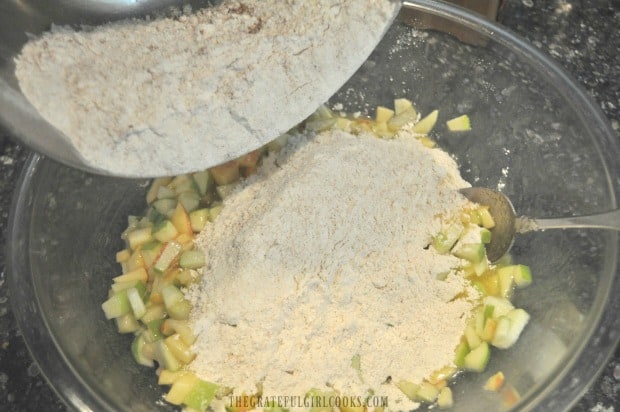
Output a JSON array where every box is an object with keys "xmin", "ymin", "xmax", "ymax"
[
  {"xmin": 171, "ymin": 203, "xmax": 193, "ymax": 236},
  {"xmin": 446, "ymin": 114, "xmax": 471, "ymax": 132},
  {"xmin": 209, "ymin": 205, "xmax": 223, "ymax": 221},
  {"xmin": 237, "ymin": 149, "xmax": 260, "ymax": 168},
  {"xmin": 165, "ymin": 334, "xmax": 196, "ymax": 364},
  {"xmin": 372, "ymin": 121, "xmax": 395, "ymax": 138},
  {"xmin": 169, "ymin": 174, "xmax": 194, "ymax": 193},
  {"xmin": 176, "ymin": 233, "xmax": 194, "ymax": 250},
  {"xmin": 153, "ymin": 220, "xmax": 179, "ymax": 243},
  {"xmin": 123, "ymin": 249, "xmax": 145, "ymax": 272},
  {"xmin": 165, "ymin": 372, "xmax": 198, "ymax": 405},
  {"xmin": 428, "ymin": 366, "xmax": 457, "ymax": 385},
  {"xmin": 375, "ymin": 106, "xmax": 395, "ymax": 123},
  {"xmin": 336, "ymin": 117, "xmax": 352, "ymax": 131},
  {"xmin": 484, "ymin": 371, "xmax": 505, "ymax": 392},
  {"xmin": 115, "ymin": 249, "xmax": 131, "ymax": 263},
  {"xmin": 412, "ymin": 110, "xmax": 439, "ymax": 134},
  {"xmin": 416, "ymin": 382, "xmax": 439, "ymax": 403},
  {"xmin": 479, "ymin": 207, "xmax": 496, "ymax": 229},
  {"xmin": 418, "ymin": 135, "xmax": 437, "ymax": 148},
  {"xmin": 176, "ymin": 269, "xmax": 198, "ymax": 286},
  {"xmin": 481, "ymin": 318, "xmax": 498, "ymax": 342},
  {"xmin": 500, "ymin": 383, "xmax": 521, "ymax": 408},
  {"xmin": 437, "ymin": 387, "xmax": 454, "ymax": 409},
  {"xmin": 210, "ymin": 160, "xmax": 240, "ymax": 186},
  {"xmin": 396, "ymin": 380, "xmax": 420, "ymax": 401},
  {"xmin": 387, "ymin": 109, "xmax": 418, "ymax": 132},
  {"xmin": 393, "ymin": 98, "xmax": 415, "ymax": 115},
  {"xmin": 158, "ymin": 370, "xmax": 188, "ymax": 386},
  {"xmin": 146, "ymin": 177, "xmax": 173, "ymax": 204},
  {"xmin": 126, "ymin": 227, "xmax": 154, "ymax": 250},
  {"xmin": 113, "ymin": 267, "xmax": 148, "ymax": 284}
]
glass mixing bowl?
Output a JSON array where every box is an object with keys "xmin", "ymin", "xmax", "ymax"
[{"xmin": 7, "ymin": 1, "xmax": 620, "ymax": 411}]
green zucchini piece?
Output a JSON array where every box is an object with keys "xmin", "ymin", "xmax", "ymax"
[
  {"xmin": 184, "ymin": 379, "xmax": 218, "ymax": 410},
  {"xmin": 463, "ymin": 341, "xmax": 490, "ymax": 372}
]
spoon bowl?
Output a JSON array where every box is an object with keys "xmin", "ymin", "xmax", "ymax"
[{"xmin": 460, "ymin": 187, "xmax": 620, "ymax": 261}]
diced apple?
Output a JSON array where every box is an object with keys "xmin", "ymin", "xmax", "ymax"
[
  {"xmin": 464, "ymin": 324, "xmax": 482, "ymax": 349},
  {"xmin": 453, "ymin": 243, "xmax": 485, "ymax": 263},
  {"xmin": 238, "ymin": 150, "xmax": 261, "ymax": 168},
  {"xmin": 146, "ymin": 177, "xmax": 173, "ymax": 204},
  {"xmin": 168, "ymin": 300, "xmax": 192, "ymax": 320},
  {"xmin": 178, "ymin": 191, "xmax": 200, "ymax": 213},
  {"xmin": 180, "ymin": 249, "xmax": 206, "ymax": 269},
  {"xmin": 484, "ymin": 371, "xmax": 505, "ymax": 391},
  {"xmin": 463, "ymin": 341, "xmax": 490, "ymax": 372},
  {"xmin": 183, "ymin": 379, "xmax": 219, "ymax": 411},
  {"xmin": 126, "ymin": 227, "xmax": 154, "ymax": 250},
  {"xmin": 152, "ymin": 198, "xmax": 177, "ymax": 217},
  {"xmin": 412, "ymin": 110, "xmax": 439, "ymax": 134},
  {"xmin": 131, "ymin": 333, "xmax": 155, "ymax": 367},
  {"xmin": 454, "ymin": 340, "xmax": 470, "ymax": 368},
  {"xmin": 428, "ymin": 365, "xmax": 457, "ymax": 385},
  {"xmin": 416, "ymin": 382, "xmax": 439, "ymax": 403},
  {"xmin": 153, "ymin": 220, "xmax": 178, "ymax": 243},
  {"xmin": 387, "ymin": 109, "xmax": 418, "ymax": 131},
  {"xmin": 141, "ymin": 303, "xmax": 166, "ymax": 324},
  {"xmin": 480, "ymin": 228, "xmax": 492, "ymax": 244},
  {"xmin": 141, "ymin": 241, "xmax": 163, "ymax": 267},
  {"xmin": 479, "ymin": 207, "xmax": 496, "ymax": 229},
  {"xmin": 156, "ymin": 185, "xmax": 176, "ymax": 200},
  {"xmin": 481, "ymin": 318, "xmax": 498, "ymax": 342},
  {"xmin": 163, "ymin": 319, "xmax": 197, "ymax": 346},
  {"xmin": 492, "ymin": 309, "xmax": 530, "ymax": 349},
  {"xmin": 127, "ymin": 286, "xmax": 147, "ymax": 319},
  {"xmin": 158, "ymin": 369, "xmax": 188, "ymax": 386},
  {"xmin": 165, "ymin": 371, "xmax": 198, "ymax": 404},
  {"xmin": 113, "ymin": 267, "xmax": 148, "ymax": 284},
  {"xmin": 394, "ymin": 98, "xmax": 415, "ymax": 115},
  {"xmin": 418, "ymin": 135, "xmax": 436, "ymax": 148},
  {"xmin": 483, "ymin": 296, "xmax": 514, "ymax": 318},
  {"xmin": 432, "ymin": 224, "xmax": 463, "ymax": 254},
  {"xmin": 153, "ymin": 241, "xmax": 182, "ymax": 274},
  {"xmin": 446, "ymin": 114, "xmax": 471, "ymax": 132},
  {"xmin": 116, "ymin": 249, "xmax": 131, "ymax": 263},
  {"xmin": 165, "ymin": 334, "xmax": 196, "ymax": 364},
  {"xmin": 211, "ymin": 160, "xmax": 240, "ymax": 185},
  {"xmin": 375, "ymin": 106, "xmax": 395, "ymax": 123},
  {"xmin": 499, "ymin": 264, "xmax": 533, "ymax": 288},
  {"xmin": 192, "ymin": 170, "xmax": 212, "ymax": 196},
  {"xmin": 396, "ymin": 380, "xmax": 420, "ymax": 401},
  {"xmin": 115, "ymin": 312, "xmax": 141, "ymax": 333},
  {"xmin": 498, "ymin": 267, "xmax": 514, "ymax": 298},
  {"xmin": 437, "ymin": 387, "xmax": 453, "ymax": 409},
  {"xmin": 171, "ymin": 203, "xmax": 192, "ymax": 236},
  {"xmin": 189, "ymin": 208, "xmax": 210, "ymax": 232},
  {"xmin": 500, "ymin": 383, "xmax": 521, "ymax": 408},
  {"xmin": 156, "ymin": 339, "xmax": 182, "ymax": 372},
  {"xmin": 209, "ymin": 205, "xmax": 223, "ymax": 221},
  {"xmin": 102, "ymin": 290, "xmax": 131, "ymax": 319},
  {"xmin": 169, "ymin": 174, "xmax": 194, "ymax": 193}
]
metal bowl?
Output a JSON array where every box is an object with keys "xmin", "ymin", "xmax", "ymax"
[{"xmin": 8, "ymin": 1, "xmax": 620, "ymax": 411}]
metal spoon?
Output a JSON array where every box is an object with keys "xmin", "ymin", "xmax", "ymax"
[{"xmin": 459, "ymin": 187, "xmax": 620, "ymax": 262}]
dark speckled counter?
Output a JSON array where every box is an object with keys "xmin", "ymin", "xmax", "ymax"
[{"xmin": 0, "ymin": 1, "xmax": 618, "ymax": 411}]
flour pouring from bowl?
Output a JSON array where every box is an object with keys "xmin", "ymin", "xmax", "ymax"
[{"xmin": 11, "ymin": 0, "xmax": 401, "ymax": 178}]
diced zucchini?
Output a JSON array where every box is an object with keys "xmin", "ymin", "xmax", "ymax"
[
  {"xmin": 169, "ymin": 174, "xmax": 194, "ymax": 193},
  {"xmin": 141, "ymin": 241, "xmax": 163, "ymax": 267},
  {"xmin": 146, "ymin": 177, "xmax": 173, "ymax": 204},
  {"xmin": 492, "ymin": 309, "xmax": 530, "ymax": 349},
  {"xmin": 396, "ymin": 380, "xmax": 420, "ymax": 401},
  {"xmin": 498, "ymin": 267, "xmax": 514, "ymax": 298},
  {"xmin": 115, "ymin": 312, "xmax": 141, "ymax": 333},
  {"xmin": 454, "ymin": 340, "xmax": 470, "ymax": 368},
  {"xmin": 453, "ymin": 243, "xmax": 485, "ymax": 263},
  {"xmin": 184, "ymin": 379, "xmax": 219, "ymax": 411},
  {"xmin": 153, "ymin": 241, "xmax": 182, "ymax": 273},
  {"xmin": 180, "ymin": 249, "xmax": 205, "ymax": 269},
  {"xmin": 126, "ymin": 227, "xmax": 154, "ymax": 250},
  {"xmin": 375, "ymin": 106, "xmax": 395, "ymax": 123},
  {"xmin": 141, "ymin": 303, "xmax": 166, "ymax": 324},
  {"xmin": 412, "ymin": 109, "xmax": 439, "ymax": 134},
  {"xmin": 153, "ymin": 198, "xmax": 177, "ymax": 216},
  {"xmin": 189, "ymin": 208, "xmax": 210, "ymax": 232},
  {"xmin": 479, "ymin": 207, "xmax": 496, "ymax": 229},
  {"xmin": 463, "ymin": 341, "xmax": 490, "ymax": 372},
  {"xmin": 165, "ymin": 371, "xmax": 198, "ymax": 404},
  {"xmin": 113, "ymin": 267, "xmax": 148, "ymax": 284},
  {"xmin": 394, "ymin": 98, "xmax": 415, "ymax": 115},
  {"xmin": 499, "ymin": 264, "xmax": 533, "ymax": 288},
  {"xmin": 156, "ymin": 340, "xmax": 182, "ymax": 372},
  {"xmin": 480, "ymin": 228, "xmax": 492, "ymax": 244},
  {"xmin": 464, "ymin": 324, "xmax": 481, "ymax": 349},
  {"xmin": 153, "ymin": 220, "xmax": 178, "ymax": 243},
  {"xmin": 162, "ymin": 284, "xmax": 185, "ymax": 309},
  {"xmin": 144, "ymin": 319, "xmax": 164, "ymax": 342},
  {"xmin": 446, "ymin": 114, "xmax": 471, "ymax": 132},
  {"xmin": 437, "ymin": 387, "xmax": 454, "ymax": 409},
  {"xmin": 481, "ymin": 318, "xmax": 498, "ymax": 342},
  {"xmin": 178, "ymin": 191, "xmax": 200, "ymax": 213},
  {"xmin": 127, "ymin": 287, "xmax": 147, "ymax": 319},
  {"xmin": 482, "ymin": 296, "xmax": 514, "ymax": 318},
  {"xmin": 432, "ymin": 224, "xmax": 463, "ymax": 254},
  {"xmin": 192, "ymin": 170, "xmax": 212, "ymax": 195},
  {"xmin": 165, "ymin": 334, "xmax": 196, "ymax": 364},
  {"xmin": 168, "ymin": 300, "xmax": 192, "ymax": 320},
  {"xmin": 132, "ymin": 333, "xmax": 155, "ymax": 367},
  {"xmin": 102, "ymin": 291, "xmax": 131, "ymax": 319},
  {"xmin": 111, "ymin": 280, "xmax": 139, "ymax": 294},
  {"xmin": 416, "ymin": 382, "xmax": 439, "ymax": 403},
  {"xmin": 157, "ymin": 185, "xmax": 176, "ymax": 200},
  {"xmin": 163, "ymin": 319, "xmax": 197, "ymax": 346}
]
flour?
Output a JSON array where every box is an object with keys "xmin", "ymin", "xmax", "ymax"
[
  {"xmin": 186, "ymin": 127, "xmax": 480, "ymax": 411},
  {"xmin": 14, "ymin": 0, "xmax": 399, "ymax": 177}
]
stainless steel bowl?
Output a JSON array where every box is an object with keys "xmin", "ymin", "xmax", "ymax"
[{"xmin": 8, "ymin": 1, "xmax": 620, "ymax": 411}]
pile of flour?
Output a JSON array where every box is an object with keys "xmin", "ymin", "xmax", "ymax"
[
  {"xmin": 186, "ymin": 128, "xmax": 480, "ymax": 411},
  {"xmin": 14, "ymin": 0, "xmax": 398, "ymax": 177}
]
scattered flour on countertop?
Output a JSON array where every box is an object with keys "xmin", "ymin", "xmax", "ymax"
[
  {"xmin": 186, "ymin": 127, "xmax": 480, "ymax": 411},
  {"xmin": 14, "ymin": 0, "xmax": 398, "ymax": 177}
]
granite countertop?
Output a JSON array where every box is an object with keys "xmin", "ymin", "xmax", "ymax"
[{"xmin": 0, "ymin": 1, "xmax": 619, "ymax": 411}]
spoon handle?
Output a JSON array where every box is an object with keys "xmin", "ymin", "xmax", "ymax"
[{"xmin": 518, "ymin": 209, "xmax": 620, "ymax": 233}]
